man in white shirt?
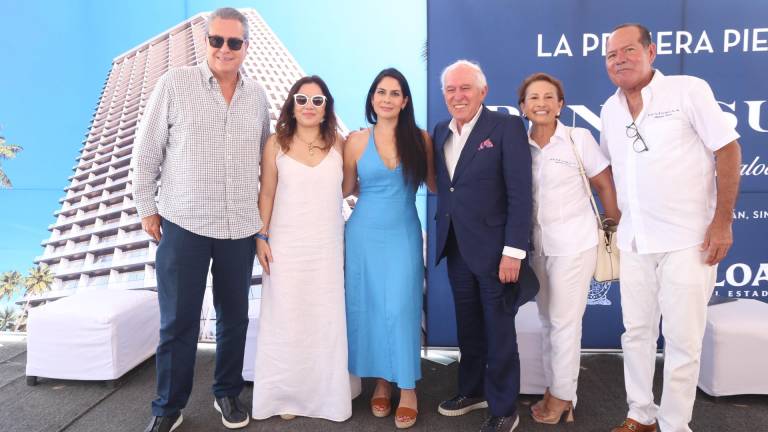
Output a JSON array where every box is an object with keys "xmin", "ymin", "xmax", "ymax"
[{"xmin": 599, "ymin": 23, "xmax": 742, "ymax": 432}]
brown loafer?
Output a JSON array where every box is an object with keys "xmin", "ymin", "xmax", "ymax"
[
  {"xmin": 394, "ymin": 406, "xmax": 418, "ymax": 429},
  {"xmin": 611, "ymin": 418, "xmax": 657, "ymax": 432},
  {"xmin": 371, "ymin": 397, "xmax": 391, "ymax": 418}
]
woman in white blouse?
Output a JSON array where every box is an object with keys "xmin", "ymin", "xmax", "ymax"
[{"xmin": 518, "ymin": 73, "xmax": 620, "ymax": 424}]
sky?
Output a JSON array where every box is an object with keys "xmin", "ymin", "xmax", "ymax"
[{"xmin": 0, "ymin": 0, "xmax": 427, "ymax": 306}]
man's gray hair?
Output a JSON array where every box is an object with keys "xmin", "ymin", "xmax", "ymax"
[
  {"xmin": 206, "ymin": 7, "xmax": 249, "ymax": 40},
  {"xmin": 440, "ymin": 60, "xmax": 487, "ymax": 90}
]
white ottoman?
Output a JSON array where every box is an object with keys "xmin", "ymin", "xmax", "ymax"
[
  {"xmin": 698, "ymin": 299, "xmax": 768, "ymax": 396},
  {"xmin": 517, "ymin": 301, "xmax": 546, "ymax": 394},
  {"xmin": 26, "ymin": 289, "xmax": 160, "ymax": 384}
]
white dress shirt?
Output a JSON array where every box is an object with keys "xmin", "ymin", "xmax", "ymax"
[
  {"xmin": 444, "ymin": 106, "xmax": 526, "ymax": 259},
  {"xmin": 599, "ymin": 70, "xmax": 740, "ymax": 254},
  {"xmin": 529, "ymin": 122, "xmax": 609, "ymax": 257},
  {"xmin": 444, "ymin": 104, "xmax": 483, "ymax": 180}
]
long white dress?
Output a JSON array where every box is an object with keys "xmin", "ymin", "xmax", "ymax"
[{"xmin": 251, "ymin": 147, "xmax": 352, "ymax": 421}]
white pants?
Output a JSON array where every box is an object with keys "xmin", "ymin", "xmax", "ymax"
[
  {"xmin": 532, "ymin": 247, "xmax": 596, "ymax": 403},
  {"xmin": 620, "ymin": 246, "xmax": 717, "ymax": 432}
]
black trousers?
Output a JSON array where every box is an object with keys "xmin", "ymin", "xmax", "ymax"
[
  {"xmin": 151, "ymin": 219, "xmax": 255, "ymax": 416},
  {"xmin": 445, "ymin": 229, "xmax": 522, "ymax": 417}
]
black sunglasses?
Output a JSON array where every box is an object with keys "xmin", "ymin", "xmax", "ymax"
[{"xmin": 207, "ymin": 35, "xmax": 245, "ymax": 51}]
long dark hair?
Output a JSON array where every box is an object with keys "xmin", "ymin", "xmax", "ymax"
[
  {"xmin": 275, "ymin": 76, "xmax": 338, "ymax": 152},
  {"xmin": 365, "ymin": 68, "xmax": 427, "ymax": 188}
]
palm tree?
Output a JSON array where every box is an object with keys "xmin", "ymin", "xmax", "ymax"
[
  {"xmin": 0, "ymin": 133, "xmax": 23, "ymax": 188},
  {"xmin": 0, "ymin": 307, "xmax": 17, "ymax": 331},
  {"xmin": 23, "ymin": 264, "xmax": 55, "ymax": 297},
  {"xmin": 0, "ymin": 270, "xmax": 23, "ymax": 301},
  {"xmin": 14, "ymin": 264, "xmax": 54, "ymax": 332},
  {"xmin": 0, "ymin": 271, "xmax": 23, "ymax": 332}
]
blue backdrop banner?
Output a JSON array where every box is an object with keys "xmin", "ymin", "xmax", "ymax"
[{"xmin": 425, "ymin": 0, "xmax": 768, "ymax": 348}]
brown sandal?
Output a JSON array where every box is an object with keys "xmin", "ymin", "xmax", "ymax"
[
  {"xmin": 371, "ymin": 397, "xmax": 391, "ymax": 417},
  {"xmin": 394, "ymin": 407, "xmax": 418, "ymax": 429}
]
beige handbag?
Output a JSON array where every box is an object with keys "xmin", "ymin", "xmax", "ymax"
[{"xmin": 568, "ymin": 131, "xmax": 620, "ymax": 282}]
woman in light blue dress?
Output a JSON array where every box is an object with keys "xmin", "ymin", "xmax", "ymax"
[{"xmin": 342, "ymin": 68, "xmax": 435, "ymax": 429}]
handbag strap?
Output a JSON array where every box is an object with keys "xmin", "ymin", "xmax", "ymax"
[{"xmin": 567, "ymin": 129, "xmax": 603, "ymax": 229}]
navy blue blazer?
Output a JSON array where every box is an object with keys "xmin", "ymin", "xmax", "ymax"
[{"xmin": 433, "ymin": 107, "xmax": 533, "ymax": 277}]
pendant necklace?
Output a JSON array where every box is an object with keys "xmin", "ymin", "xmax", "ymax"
[{"xmin": 296, "ymin": 134, "xmax": 323, "ymax": 156}]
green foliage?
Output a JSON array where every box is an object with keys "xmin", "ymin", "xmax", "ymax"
[
  {"xmin": 0, "ymin": 307, "xmax": 17, "ymax": 331},
  {"xmin": 0, "ymin": 132, "xmax": 24, "ymax": 188},
  {"xmin": 0, "ymin": 270, "xmax": 23, "ymax": 300},
  {"xmin": 24, "ymin": 264, "xmax": 54, "ymax": 296}
]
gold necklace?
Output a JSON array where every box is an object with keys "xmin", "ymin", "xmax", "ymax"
[{"xmin": 295, "ymin": 134, "xmax": 323, "ymax": 156}]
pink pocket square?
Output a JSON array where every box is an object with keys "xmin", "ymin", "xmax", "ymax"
[{"xmin": 478, "ymin": 139, "xmax": 494, "ymax": 150}]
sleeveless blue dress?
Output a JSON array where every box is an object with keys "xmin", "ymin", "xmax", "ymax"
[{"xmin": 345, "ymin": 129, "xmax": 423, "ymax": 389}]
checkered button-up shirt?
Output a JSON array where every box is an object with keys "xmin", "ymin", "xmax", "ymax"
[{"xmin": 132, "ymin": 62, "xmax": 269, "ymax": 239}]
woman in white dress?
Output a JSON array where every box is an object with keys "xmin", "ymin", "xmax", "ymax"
[
  {"xmin": 518, "ymin": 73, "xmax": 620, "ymax": 424},
  {"xmin": 252, "ymin": 76, "xmax": 351, "ymax": 421}
]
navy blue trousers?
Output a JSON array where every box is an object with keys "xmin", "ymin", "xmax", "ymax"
[
  {"xmin": 151, "ymin": 219, "xmax": 255, "ymax": 417},
  {"xmin": 445, "ymin": 229, "xmax": 522, "ymax": 418}
]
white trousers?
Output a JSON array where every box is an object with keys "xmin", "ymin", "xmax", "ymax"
[
  {"xmin": 620, "ymin": 246, "xmax": 716, "ymax": 432},
  {"xmin": 532, "ymin": 247, "xmax": 596, "ymax": 403}
]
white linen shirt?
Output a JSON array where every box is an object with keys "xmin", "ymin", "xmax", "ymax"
[
  {"xmin": 599, "ymin": 70, "xmax": 740, "ymax": 254},
  {"xmin": 444, "ymin": 106, "xmax": 525, "ymax": 259},
  {"xmin": 529, "ymin": 122, "xmax": 609, "ymax": 257}
]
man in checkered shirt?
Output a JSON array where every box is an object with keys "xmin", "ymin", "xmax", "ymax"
[{"xmin": 132, "ymin": 8, "xmax": 269, "ymax": 432}]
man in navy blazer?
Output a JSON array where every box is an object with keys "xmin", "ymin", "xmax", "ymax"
[{"xmin": 433, "ymin": 60, "xmax": 536, "ymax": 432}]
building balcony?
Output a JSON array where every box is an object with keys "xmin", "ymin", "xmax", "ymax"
[
  {"xmin": 52, "ymin": 209, "xmax": 100, "ymax": 228},
  {"xmin": 85, "ymin": 108, "xmax": 140, "ymax": 147},
  {"xmin": 56, "ymin": 186, "xmax": 132, "ymax": 216},
  {"xmin": 68, "ymin": 162, "xmax": 110, "ymax": 184},
  {"xmin": 81, "ymin": 234, "xmax": 150, "ymax": 257},
  {"xmin": 108, "ymin": 279, "xmax": 157, "ymax": 291},
  {"xmin": 48, "ymin": 246, "xmax": 152, "ymax": 278},
  {"xmin": 49, "ymin": 211, "xmax": 111, "ymax": 233},
  {"xmin": 80, "ymin": 139, "xmax": 118, "ymax": 166},
  {"xmin": 74, "ymin": 141, "xmax": 132, "ymax": 166},
  {"xmin": 51, "ymin": 262, "xmax": 87, "ymax": 278},
  {"xmin": 65, "ymin": 164, "xmax": 131, "ymax": 193},
  {"xmin": 69, "ymin": 163, "xmax": 130, "ymax": 191},
  {"xmin": 59, "ymin": 176, "xmax": 130, "ymax": 206},
  {"xmin": 48, "ymin": 201, "xmax": 133, "ymax": 235},
  {"xmin": 55, "ymin": 198, "xmax": 98, "ymax": 218},
  {"xmin": 35, "ymin": 242, "xmax": 88, "ymax": 264},
  {"xmin": 113, "ymin": 252, "xmax": 154, "ymax": 269},
  {"xmin": 79, "ymin": 130, "xmax": 135, "ymax": 162},
  {"xmin": 37, "ymin": 217, "xmax": 142, "ymax": 260},
  {"xmin": 79, "ymin": 260, "xmax": 115, "ymax": 274}
]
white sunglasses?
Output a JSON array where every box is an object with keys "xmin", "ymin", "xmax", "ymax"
[{"xmin": 293, "ymin": 93, "xmax": 327, "ymax": 107}]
